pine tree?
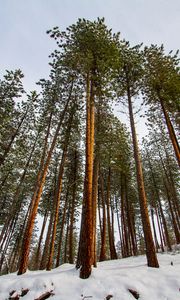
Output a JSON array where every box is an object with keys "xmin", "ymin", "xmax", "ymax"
[
  {"xmin": 143, "ymin": 45, "xmax": 180, "ymax": 167},
  {"xmin": 116, "ymin": 42, "xmax": 159, "ymax": 268}
]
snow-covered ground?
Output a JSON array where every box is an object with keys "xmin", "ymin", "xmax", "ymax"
[{"xmin": 0, "ymin": 253, "xmax": 180, "ymax": 300}]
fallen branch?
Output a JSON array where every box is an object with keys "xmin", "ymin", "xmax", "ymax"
[
  {"xmin": 9, "ymin": 290, "xmax": 16, "ymax": 297},
  {"xmin": 34, "ymin": 290, "xmax": 55, "ymax": 300},
  {"xmin": 128, "ymin": 289, "xmax": 140, "ymax": 299},
  {"xmin": 106, "ymin": 295, "xmax": 113, "ymax": 300},
  {"xmin": 21, "ymin": 289, "xmax": 29, "ymax": 297},
  {"xmin": 8, "ymin": 291, "xmax": 19, "ymax": 300}
]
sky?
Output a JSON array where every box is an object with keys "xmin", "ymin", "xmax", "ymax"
[{"xmin": 1, "ymin": 0, "xmax": 180, "ymax": 136}]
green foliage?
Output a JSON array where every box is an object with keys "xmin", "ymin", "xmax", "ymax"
[
  {"xmin": 143, "ymin": 45, "xmax": 180, "ymax": 113},
  {"xmin": 115, "ymin": 42, "xmax": 144, "ymax": 98}
]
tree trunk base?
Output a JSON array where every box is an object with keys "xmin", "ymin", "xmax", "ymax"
[{"xmin": 80, "ymin": 265, "xmax": 92, "ymax": 279}]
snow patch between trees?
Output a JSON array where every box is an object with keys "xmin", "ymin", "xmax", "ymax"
[{"xmin": 0, "ymin": 253, "xmax": 180, "ymax": 300}]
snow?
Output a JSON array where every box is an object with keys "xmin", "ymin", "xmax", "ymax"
[{"xmin": 0, "ymin": 253, "xmax": 180, "ymax": 300}]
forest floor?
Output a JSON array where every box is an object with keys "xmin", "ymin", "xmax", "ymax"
[{"xmin": 0, "ymin": 250, "xmax": 180, "ymax": 300}]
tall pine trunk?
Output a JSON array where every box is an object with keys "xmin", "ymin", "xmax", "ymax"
[
  {"xmin": 146, "ymin": 148, "xmax": 172, "ymax": 251},
  {"xmin": 39, "ymin": 209, "xmax": 54, "ymax": 270},
  {"xmin": 34, "ymin": 210, "xmax": 48, "ymax": 269},
  {"xmin": 69, "ymin": 150, "xmax": 78, "ymax": 264},
  {"xmin": 46, "ymin": 140, "xmax": 69, "ymax": 271},
  {"xmin": 159, "ymin": 97, "xmax": 180, "ymax": 167},
  {"xmin": 156, "ymin": 207, "xmax": 165, "ymax": 252},
  {"xmin": 150, "ymin": 208, "xmax": 159, "ymax": 251},
  {"xmin": 99, "ymin": 172, "xmax": 107, "ymax": 261},
  {"xmin": 124, "ymin": 177, "xmax": 137, "ymax": 256},
  {"xmin": 106, "ymin": 167, "xmax": 117, "ymax": 260},
  {"xmin": 0, "ymin": 133, "xmax": 39, "ymax": 247},
  {"xmin": 17, "ymin": 86, "xmax": 72, "ymax": 275},
  {"xmin": 79, "ymin": 74, "xmax": 94, "ymax": 279},
  {"xmin": 163, "ymin": 178, "xmax": 180, "ymax": 243},
  {"xmin": 46, "ymin": 105, "xmax": 74, "ymax": 270},
  {"xmin": 120, "ymin": 173, "xmax": 130, "ymax": 257},
  {"xmin": 127, "ymin": 85, "xmax": 159, "ymax": 268},
  {"xmin": 91, "ymin": 154, "xmax": 99, "ymax": 267},
  {"xmin": 64, "ymin": 218, "xmax": 70, "ymax": 264},
  {"xmin": 56, "ymin": 189, "xmax": 69, "ymax": 267}
]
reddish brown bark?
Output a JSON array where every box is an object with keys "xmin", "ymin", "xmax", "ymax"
[
  {"xmin": 163, "ymin": 179, "xmax": 180, "ymax": 243},
  {"xmin": 0, "ymin": 133, "xmax": 39, "ymax": 248},
  {"xmin": 56, "ymin": 189, "xmax": 69, "ymax": 267},
  {"xmin": 35, "ymin": 211, "xmax": 48, "ymax": 269},
  {"xmin": 150, "ymin": 208, "xmax": 159, "ymax": 251},
  {"xmin": 163, "ymin": 145, "xmax": 180, "ymax": 221},
  {"xmin": 79, "ymin": 75, "xmax": 94, "ymax": 279},
  {"xmin": 99, "ymin": 172, "xmax": 107, "ymax": 261},
  {"xmin": 116, "ymin": 206, "xmax": 124, "ymax": 258},
  {"xmin": 124, "ymin": 178, "xmax": 137, "ymax": 256},
  {"xmin": 127, "ymin": 84, "xmax": 159, "ymax": 268},
  {"xmin": 146, "ymin": 148, "xmax": 172, "ymax": 251},
  {"xmin": 120, "ymin": 173, "xmax": 130, "ymax": 257},
  {"xmin": 17, "ymin": 87, "xmax": 72, "ymax": 275},
  {"xmin": 9, "ymin": 205, "xmax": 30, "ymax": 272},
  {"xmin": 158, "ymin": 199, "xmax": 171, "ymax": 250},
  {"xmin": 46, "ymin": 145, "xmax": 68, "ymax": 270},
  {"xmin": 159, "ymin": 96, "xmax": 180, "ymax": 167},
  {"xmin": 69, "ymin": 151, "xmax": 78, "ymax": 265},
  {"xmin": 92, "ymin": 155, "xmax": 99, "ymax": 267},
  {"xmin": 39, "ymin": 209, "xmax": 54, "ymax": 270},
  {"xmin": 156, "ymin": 207, "xmax": 164, "ymax": 252},
  {"xmin": 47, "ymin": 106, "xmax": 74, "ymax": 270},
  {"xmin": 106, "ymin": 167, "xmax": 117, "ymax": 260},
  {"xmin": 64, "ymin": 216, "xmax": 70, "ymax": 264}
]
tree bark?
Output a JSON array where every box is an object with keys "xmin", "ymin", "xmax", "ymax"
[
  {"xmin": 79, "ymin": 74, "xmax": 94, "ymax": 279},
  {"xmin": 127, "ymin": 84, "xmax": 159, "ymax": 268},
  {"xmin": 35, "ymin": 211, "xmax": 48, "ymax": 269},
  {"xmin": 163, "ymin": 178, "xmax": 180, "ymax": 243},
  {"xmin": 0, "ymin": 132, "xmax": 39, "ymax": 247},
  {"xmin": 150, "ymin": 208, "xmax": 159, "ymax": 251},
  {"xmin": 47, "ymin": 105, "xmax": 74, "ymax": 270},
  {"xmin": 120, "ymin": 173, "xmax": 130, "ymax": 257},
  {"xmin": 106, "ymin": 167, "xmax": 117, "ymax": 260},
  {"xmin": 159, "ymin": 97, "xmax": 180, "ymax": 167},
  {"xmin": 39, "ymin": 210, "xmax": 54, "ymax": 270},
  {"xmin": 46, "ymin": 143, "xmax": 68, "ymax": 270},
  {"xmin": 56, "ymin": 189, "xmax": 69, "ymax": 267},
  {"xmin": 69, "ymin": 151, "xmax": 78, "ymax": 264},
  {"xmin": 91, "ymin": 154, "xmax": 99, "ymax": 267},
  {"xmin": 124, "ymin": 177, "xmax": 137, "ymax": 256},
  {"xmin": 17, "ymin": 85, "xmax": 72, "ymax": 275},
  {"xmin": 145, "ymin": 148, "xmax": 172, "ymax": 251},
  {"xmin": 64, "ymin": 216, "xmax": 70, "ymax": 264},
  {"xmin": 99, "ymin": 172, "xmax": 107, "ymax": 261},
  {"xmin": 156, "ymin": 207, "xmax": 164, "ymax": 252}
]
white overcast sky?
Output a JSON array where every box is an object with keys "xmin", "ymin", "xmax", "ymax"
[{"xmin": 1, "ymin": 0, "xmax": 180, "ymax": 137}]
